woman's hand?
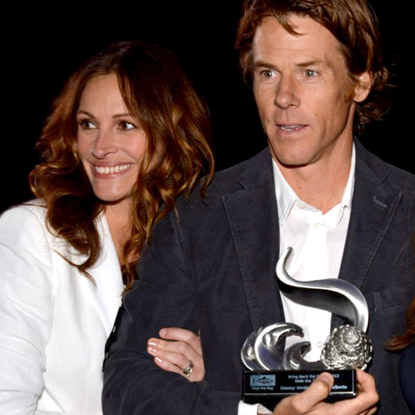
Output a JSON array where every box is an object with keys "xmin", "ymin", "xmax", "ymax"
[
  {"xmin": 147, "ymin": 327, "xmax": 205, "ymax": 382},
  {"xmin": 272, "ymin": 369, "xmax": 378, "ymax": 415}
]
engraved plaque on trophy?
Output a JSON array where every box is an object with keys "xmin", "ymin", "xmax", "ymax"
[{"xmin": 241, "ymin": 248, "xmax": 373, "ymax": 411}]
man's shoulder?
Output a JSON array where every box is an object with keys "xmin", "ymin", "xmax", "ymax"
[
  {"xmin": 175, "ymin": 148, "xmax": 273, "ymax": 218},
  {"xmin": 356, "ymin": 140, "xmax": 415, "ymax": 196},
  {"xmin": 207, "ymin": 147, "xmax": 272, "ymax": 196}
]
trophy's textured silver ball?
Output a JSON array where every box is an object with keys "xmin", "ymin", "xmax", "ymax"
[{"xmin": 320, "ymin": 325, "xmax": 373, "ymax": 370}]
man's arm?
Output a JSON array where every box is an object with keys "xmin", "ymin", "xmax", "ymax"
[
  {"xmin": 102, "ymin": 288, "xmax": 241, "ymax": 415},
  {"xmin": 102, "ymin": 211, "xmax": 242, "ymax": 415}
]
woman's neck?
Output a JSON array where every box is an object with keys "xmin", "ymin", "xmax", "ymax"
[{"xmin": 104, "ymin": 200, "xmax": 132, "ymax": 265}]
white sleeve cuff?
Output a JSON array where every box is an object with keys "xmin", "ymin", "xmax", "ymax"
[{"xmin": 238, "ymin": 400, "xmax": 273, "ymax": 415}]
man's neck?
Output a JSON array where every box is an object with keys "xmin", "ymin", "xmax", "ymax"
[{"xmin": 275, "ymin": 146, "xmax": 353, "ymax": 214}]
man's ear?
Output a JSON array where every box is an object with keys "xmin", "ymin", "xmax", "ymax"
[{"xmin": 354, "ymin": 72, "xmax": 372, "ymax": 103}]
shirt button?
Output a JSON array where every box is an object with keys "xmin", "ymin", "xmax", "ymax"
[{"xmin": 317, "ymin": 341, "xmax": 324, "ymax": 348}]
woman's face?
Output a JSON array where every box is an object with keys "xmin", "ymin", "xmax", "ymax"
[{"xmin": 76, "ymin": 74, "xmax": 147, "ymax": 207}]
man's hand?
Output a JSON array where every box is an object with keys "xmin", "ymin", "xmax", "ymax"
[{"xmin": 272, "ymin": 369, "xmax": 378, "ymax": 415}]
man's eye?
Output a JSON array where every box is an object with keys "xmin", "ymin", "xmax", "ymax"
[
  {"xmin": 261, "ymin": 70, "xmax": 274, "ymax": 79},
  {"xmin": 305, "ymin": 70, "xmax": 318, "ymax": 78}
]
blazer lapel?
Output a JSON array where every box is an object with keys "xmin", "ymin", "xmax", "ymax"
[
  {"xmin": 89, "ymin": 215, "xmax": 124, "ymax": 331},
  {"xmin": 223, "ymin": 150, "xmax": 284, "ymax": 331},
  {"xmin": 334, "ymin": 142, "xmax": 402, "ymax": 327}
]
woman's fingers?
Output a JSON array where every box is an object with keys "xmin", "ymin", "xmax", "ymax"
[
  {"xmin": 148, "ymin": 337, "xmax": 199, "ymax": 363},
  {"xmin": 159, "ymin": 327, "xmax": 202, "ymax": 354},
  {"xmin": 152, "ymin": 354, "xmax": 190, "ymax": 377},
  {"xmin": 147, "ymin": 327, "xmax": 205, "ymax": 381},
  {"xmin": 148, "ymin": 342, "xmax": 195, "ymax": 370}
]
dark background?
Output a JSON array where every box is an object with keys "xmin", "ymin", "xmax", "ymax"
[{"xmin": 2, "ymin": 2, "xmax": 412, "ymax": 213}]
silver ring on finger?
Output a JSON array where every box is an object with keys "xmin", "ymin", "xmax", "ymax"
[{"xmin": 182, "ymin": 360, "xmax": 193, "ymax": 377}]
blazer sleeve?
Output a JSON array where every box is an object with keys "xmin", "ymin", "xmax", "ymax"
[
  {"xmin": 0, "ymin": 207, "xmax": 69, "ymax": 415},
  {"xmin": 102, "ymin": 210, "xmax": 241, "ymax": 415}
]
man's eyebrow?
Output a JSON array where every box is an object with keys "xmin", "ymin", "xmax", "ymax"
[
  {"xmin": 296, "ymin": 60, "xmax": 324, "ymax": 68},
  {"xmin": 254, "ymin": 59, "xmax": 327, "ymax": 70},
  {"xmin": 254, "ymin": 60, "xmax": 278, "ymax": 70}
]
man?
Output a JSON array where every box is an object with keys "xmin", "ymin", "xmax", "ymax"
[{"xmin": 103, "ymin": 0, "xmax": 415, "ymax": 414}]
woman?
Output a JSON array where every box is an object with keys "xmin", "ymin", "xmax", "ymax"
[{"xmin": 0, "ymin": 41, "xmax": 213, "ymax": 414}]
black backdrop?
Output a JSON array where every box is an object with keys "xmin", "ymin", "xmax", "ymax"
[{"xmin": 2, "ymin": 1, "xmax": 413, "ymax": 213}]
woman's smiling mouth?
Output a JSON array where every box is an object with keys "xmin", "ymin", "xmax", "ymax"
[{"xmin": 93, "ymin": 164, "xmax": 132, "ymax": 175}]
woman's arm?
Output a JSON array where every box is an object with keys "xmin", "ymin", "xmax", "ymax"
[{"xmin": 0, "ymin": 206, "xmax": 65, "ymax": 415}]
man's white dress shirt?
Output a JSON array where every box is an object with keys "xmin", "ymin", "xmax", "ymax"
[{"xmin": 239, "ymin": 146, "xmax": 355, "ymax": 414}]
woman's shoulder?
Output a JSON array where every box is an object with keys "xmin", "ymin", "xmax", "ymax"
[
  {"xmin": 0, "ymin": 200, "xmax": 52, "ymax": 250},
  {"xmin": 1, "ymin": 200, "xmax": 50, "ymax": 234},
  {"xmin": 0, "ymin": 200, "xmax": 58, "ymax": 293},
  {"xmin": 0, "ymin": 199, "xmax": 47, "ymax": 223}
]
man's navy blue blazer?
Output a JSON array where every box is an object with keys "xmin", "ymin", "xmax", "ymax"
[{"xmin": 103, "ymin": 140, "xmax": 415, "ymax": 415}]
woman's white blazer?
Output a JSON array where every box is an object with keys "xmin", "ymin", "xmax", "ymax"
[{"xmin": 0, "ymin": 203, "xmax": 124, "ymax": 415}]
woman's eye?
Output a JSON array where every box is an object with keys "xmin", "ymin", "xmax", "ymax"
[
  {"xmin": 118, "ymin": 121, "xmax": 136, "ymax": 131},
  {"xmin": 78, "ymin": 119, "xmax": 96, "ymax": 130}
]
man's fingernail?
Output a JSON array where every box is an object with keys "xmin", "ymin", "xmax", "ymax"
[{"xmin": 317, "ymin": 372, "xmax": 333, "ymax": 386}]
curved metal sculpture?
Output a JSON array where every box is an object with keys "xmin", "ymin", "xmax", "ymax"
[
  {"xmin": 241, "ymin": 322, "xmax": 304, "ymax": 371},
  {"xmin": 320, "ymin": 325, "xmax": 372, "ymax": 370},
  {"xmin": 241, "ymin": 248, "xmax": 372, "ymax": 371},
  {"xmin": 276, "ymin": 248, "xmax": 368, "ymax": 332}
]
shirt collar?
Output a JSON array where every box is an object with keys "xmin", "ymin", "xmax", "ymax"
[{"xmin": 272, "ymin": 144, "xmax": 356, "ymax": 226}]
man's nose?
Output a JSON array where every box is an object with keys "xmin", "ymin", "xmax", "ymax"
[{"xmin": 274, "ymin": 75, "xmax": 300, "ymax": 109}]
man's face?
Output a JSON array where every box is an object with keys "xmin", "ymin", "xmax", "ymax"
[{"xmin": 252, "ymin": 15, "xmax": 370, "ymax": 170}]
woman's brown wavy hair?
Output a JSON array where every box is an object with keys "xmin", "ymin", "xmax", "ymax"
[
  {"xmin": 235, "ymin": 0, "xmax": 392, "ymax": 136},
  {"xmin": 387, "ymin": 296, "xmax": 415, "ymax": 351},
  {"xmin": 387, "ymin": 236, "xmax": 415, "ymax": 351},
  {"xmin": 29, "ymin": 40, "xmax": 214, "ymax": 291}
]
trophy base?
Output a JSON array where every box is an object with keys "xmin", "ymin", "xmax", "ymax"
[{"xmin": 242, "ymin": 369, "xmax": 356, "ymax": 411}]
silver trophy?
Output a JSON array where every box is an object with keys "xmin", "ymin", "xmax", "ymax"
[{"xmin": 241, "ymin": 248, "xmax": 372, "ymax": 407}]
